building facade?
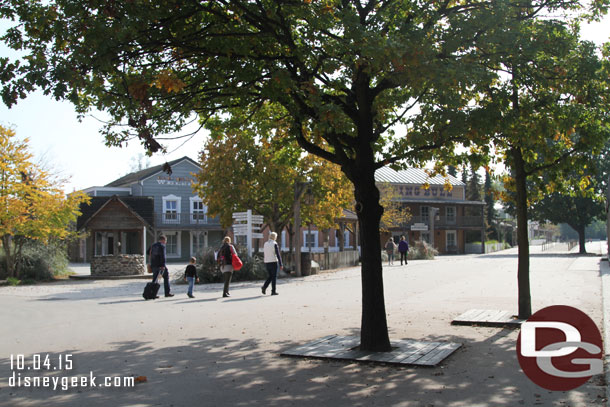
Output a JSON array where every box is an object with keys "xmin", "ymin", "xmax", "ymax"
[
  {"xmin": 74, "ymin": 157, "xmax": 224, "ymax": 263},
  {"xmin": 375, "ymin": 167, "xmax": 486, "ymax": 254}
]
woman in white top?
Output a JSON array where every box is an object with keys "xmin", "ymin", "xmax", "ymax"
[{"xmin": 262, "ymin": 232, "xmax": 283, "ymax": 295}]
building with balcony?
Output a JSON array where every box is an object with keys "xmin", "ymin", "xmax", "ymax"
[
  {"xmin": 73, "ymin": 156, "xmax": 224, "ymax": 263},
  {"xmin": 375, "ymin": 167, "xmax": 486, "ymax": 254}
]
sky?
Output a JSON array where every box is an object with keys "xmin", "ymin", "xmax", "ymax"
[{"xmin": 0, "ymin": 10, "xmax": 609, "ymax": 193}]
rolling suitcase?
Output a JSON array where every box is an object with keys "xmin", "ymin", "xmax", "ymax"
[{"xmin": 143, "ymin": 281, "xmax": 160, "ymax": 300}]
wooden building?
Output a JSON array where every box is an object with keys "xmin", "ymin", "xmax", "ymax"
[{"xmin": 375, "ymin": 167, "xmax": 486, "ymax": 254}]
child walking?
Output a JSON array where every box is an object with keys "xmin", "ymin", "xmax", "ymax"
[{"xmin": 184, "ymin": 257, "xmax": 199, "ymax": 298}]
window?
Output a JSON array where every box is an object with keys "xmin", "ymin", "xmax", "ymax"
[
  {"xmin": 161, "ymin": 231, "xmax": 180, "ymax": 257},
  {"xmin": 303, "ymin": 230, "xmax": 318, "ymax": 248},
  {"xmin": 421, "ymin": 206, "xmax": 429, "ymax": 222},
  {"xmin": 446, "ymin": 231, "xmax": 457, "ymax": 251},
  {"xmin": 446, "ymin": 206, "xmax": 456, "ymax": 224},
  {"xmin": 334, "ymin": 229, "xmax": 351, "ymax": 248},
  {"xmin": 95, "ymin": 232, "xmax": 114, "ymax": 255},
  {"xmin": 162, "ymin": 195, "xmax": 181, "ymax": 224},
  {"xmin": 190, "ymin": 196, "xmax": 207, "ymax": 223},
  {"xmin": 191, "ymin": 231, "xmax": 206, "ymax": 256}
]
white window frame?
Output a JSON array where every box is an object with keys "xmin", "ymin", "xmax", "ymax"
[
  {"xmin": 189, "ymin": 196, "xmax": 207, "ymax": 224},
  {"xmin": 334, "ymin": 229, "xmax": 351, "ymax": 248},
  {"xmin": 446, "ymin": 230, "xmax": 457, "ymax": 251},
  {"xmin": 190, "ymin": 231, "xmax": 207, "ymax": 257},
  {"xmin": 343, "ymin": 230, "xmax": 351, "ymax": 248},
  {"xmin": 281, "ymin": 231, "xmax": 288, "ymax": 250},
  {"xmin": 421, "ymin": 206, "xmax": 430, "ymax": 223},
  {"xmin": 162, "ymin": 194, "xmax": 182, "ymax": 224},
  {"xmin": 161, "ymin": 230, "xmax": 181, "ymax": 258},
  {"xmin": 303, "ymin": 230, "xmax": 318, "ymax": 249},
  {"xmin": 446, "ymin": 206, "xmax": 457, "ymax": 224}
]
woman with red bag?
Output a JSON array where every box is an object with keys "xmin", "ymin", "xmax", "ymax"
[{"xmin": 217, "ymin": 236, "xmax": 237, "ymax": 298}]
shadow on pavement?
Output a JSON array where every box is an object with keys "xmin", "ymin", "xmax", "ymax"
[{"xmin": 1, "ymin": 328, "xmax": 603, "ymax": 407}]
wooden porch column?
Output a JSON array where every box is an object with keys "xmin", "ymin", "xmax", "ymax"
[
  {"xmin": 142, "ymin": 226, "xmax": 147, "ymax": 256},
  {"xmin": 113, "ymin": 229, "xmax": 120, "ymax": 256}
]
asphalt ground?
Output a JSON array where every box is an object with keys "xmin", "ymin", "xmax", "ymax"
[{"xmin": 0, "ymin": 242, "xmax": 607, "ymax": 407}]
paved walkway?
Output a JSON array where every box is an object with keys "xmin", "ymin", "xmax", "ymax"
[{"xmin": 0, "ymin": 244, "xmax": 607, "ymax": 406}]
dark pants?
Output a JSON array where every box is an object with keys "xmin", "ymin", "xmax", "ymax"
[
  {"xmin": 152, "ymin": 267, "xmax": 171, "ymax": 296},
  {"xmin": 263, "ymin": 262, "xmax": 278, "ymax": 293},
  {"xmin": 400, "ymin": 251, "xmax": 408, "ymax": 265},
  {"xmin": 222, "ymin": 271, "xmax": 233, "ymax": 296}
]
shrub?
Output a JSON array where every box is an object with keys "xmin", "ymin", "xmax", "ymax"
[
  {"xmin": 381, "ymin": 240, "xmax": 437, "ymax": 261},
  {"xmin": 194, "ymin": 247, "xmax": 267, "ymax": 284},
  {"xmin": 0, "ymin": 239, "xmax": 70, "ymax": 280},
  {"xmin": 407, "ymin": 240, "xmax": 438, "ymax": 260}
]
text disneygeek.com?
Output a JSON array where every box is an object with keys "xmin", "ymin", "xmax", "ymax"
[{"xmin": 7, "ymin": 354, "xmax": 135, "ymax": 390}]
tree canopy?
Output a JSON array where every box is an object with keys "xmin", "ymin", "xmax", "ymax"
[
  {"xmin": 0, "ymin": 125, "xmax": 89, "ymax": 278},
  {"xmin": 193, "ymin": 105, "xmax": 352, "ymax": 234},
  {"xmin": 2, "ymin": 0, "xmax": 609, "ymax": 349},
  {"xmin": 529, "ymin": 139, "xmax": 610, "ymax": 253}
]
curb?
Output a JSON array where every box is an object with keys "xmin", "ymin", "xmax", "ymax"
[{"xmin": 68, "ymin": 274, "xmax": 151, "ymax": 280}]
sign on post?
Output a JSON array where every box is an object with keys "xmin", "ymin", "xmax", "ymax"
[
  {"xmin": 232, "ymin": 209, "xmax": 264, "ymax": 257},
  {"xmin": 411, "ymin": 223, "xmax": 428, "ymax": 231}
]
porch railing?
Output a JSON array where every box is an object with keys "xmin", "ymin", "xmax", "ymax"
[
  {"xmin": 154, "ymin": 213, "xmax": 221, "ymax": 227},
  {"xmin": 398, "ymin": 215, "xmax": 484, "ymax": 228}
]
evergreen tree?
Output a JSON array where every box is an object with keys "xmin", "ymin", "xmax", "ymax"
[
  {"xmin": 484, "ymin": 169, "xmax": 497, "ymax": 240},
  {"xmin": 466, "ymin": 166, "xmax": 482, "ymax": 201},
  {"xmin": 460, "ymin": 167, "xmax": 468, "ymax": 185}
]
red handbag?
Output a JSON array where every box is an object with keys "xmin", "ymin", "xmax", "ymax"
[{"xmin": 231, "ymin": 252, "xmax": 243, "ymax": 271}]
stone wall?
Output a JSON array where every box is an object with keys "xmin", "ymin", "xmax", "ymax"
[{"xmin": 91, "ymin": 254, "xmax": 146, "ymax": 276}]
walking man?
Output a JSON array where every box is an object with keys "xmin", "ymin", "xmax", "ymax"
[
  {"xmin": 398, "ymin": 235, "xmax": 409, "ymax": 265},
  {"xmin": 149, "ymin": 235, "xmax": 174, "ymax": 298}
]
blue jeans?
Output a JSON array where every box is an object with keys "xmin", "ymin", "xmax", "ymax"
[
  {"xmin": 263, "ymin": 262, "xmax": 278, "ymax": 293},
  {"xmin": 152, "ymin": 267, "xmax": 171, "ymax": 296},
  {"xmin": 186, "ymin": 276, "xmax": 195, "ymax": 296}
]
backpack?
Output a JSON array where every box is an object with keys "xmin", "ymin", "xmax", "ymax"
[{"xmin": 217, "ymin": 244, "xmax": 232, "ymax": 266}]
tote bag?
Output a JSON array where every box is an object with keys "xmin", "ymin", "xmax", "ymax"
[{"xmin": 231, "ymin": 252, "xmax": 243, "ymax": 271}]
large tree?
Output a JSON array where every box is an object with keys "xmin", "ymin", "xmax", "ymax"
[
  {"xmin": 529, "ymin": 139, "xmax": 610, "ymax": 254},
  {"xmin": 0, "ymin": 125, "xmax": 89, "ymax": 278},
  {"xmin": 194, "ymin": 107, "xmax": 352, "ymax": 235},
  {"xmin": 531, "ymin": 193, "xmax": 604, "ymax": 253},
  {"xmin": 460, "ymin": 11, "xmax": 610, "ymax": 318},
  {"xmin": 2, "ymin": 0, "xmax": 608, "ymax": 349}
]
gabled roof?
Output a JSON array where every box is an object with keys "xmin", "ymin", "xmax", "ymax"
[
  {"xmin": 77, "ymin": 196, "xmax": 155, "ymax": 230},
  {"xmin": 375, "ymin": 166, "xmax": 464, "ymax": 187},
  {"xmin": 105, "ymin": 156, "xmax": 200, "ymax": 187}
]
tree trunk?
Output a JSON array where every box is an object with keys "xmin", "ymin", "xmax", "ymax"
[
  {"xmin": 353, "ymin": 171, "xmax": 392, "ymax": 352},
  {"xmin": 575, "ymin": 224, "xmax": 587, "ymax": 254},
  {"xmin": 512, "ymin": 148, "xmax": 532, "ymax": 319},
  {"xmin": 2, "ymin": 235, "xmax": 14, "ymax": 278}
]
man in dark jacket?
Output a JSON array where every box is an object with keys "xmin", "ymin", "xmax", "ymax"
[
  {"xmin": 149, "ymin": 235, "xmax": 174, "ymax": 297},
  {"xmin": 398, "ymin": 236, "xmax": 409, "ymax": 266}
]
